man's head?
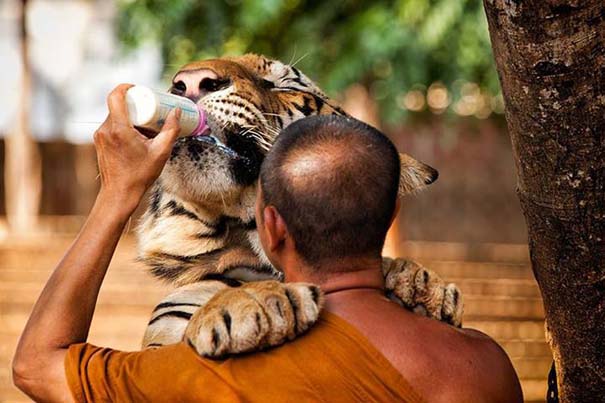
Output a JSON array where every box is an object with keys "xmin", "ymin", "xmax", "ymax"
[{"xmin": 255, "ymin": 115, "xmax": 404, "ymax": 276}]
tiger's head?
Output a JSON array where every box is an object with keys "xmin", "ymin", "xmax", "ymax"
[
  {"xmin": 158, "ymin": 54, "xmax": 341, "ymax": 215},
  {"xmin": 138, "ymin": 54, "xmax": 438, "ymax": 285}
]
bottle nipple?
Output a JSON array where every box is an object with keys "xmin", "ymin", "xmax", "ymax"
[{"xmin": 191, "ymin": 105, "xmax": 208, "ymax": 136}]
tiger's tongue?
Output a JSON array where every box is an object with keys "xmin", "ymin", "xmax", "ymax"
[{"xmin": 191, "ymin": 106, "xmax": 210, "ymax": 136}]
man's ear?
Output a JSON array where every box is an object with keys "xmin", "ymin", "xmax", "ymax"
[
  {"xmin": 398, "ymin": 153, "xmax": 439, "ymax": 196},
  {"xmin": 262, "ymin": 205, "xmax": 288, "ymax": 252}
]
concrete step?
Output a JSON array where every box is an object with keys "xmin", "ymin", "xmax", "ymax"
[
  {"xmin": 429, "ymin": 261, "xmax": 534, "ymax": 280},
  {"xmin": 0, "ymin": 267, "xmax": 151, "ymax": 283},
  {"xmin": 451, "ymin": 278, "xmax": 540, "ymax": 298},
  {"xmin": 0, "ymin": 281, "xmax": 171, "ymax": 310},
  {"xmin": 0, "ymin": 239, "xmax": 138, "ymax": 272},
  {"xmin": 499, "ymin": 340, "xmax": 551, "ymax": 359},
  {"xmin": 466, "ymin": 320, "xmax": 546, "ymax": 341},
  {"xmin": 0, "ymin": 387, "xmax": 28, "ymax": 403},
  {"xmin": 0, "ymin": 279, "xmax": 168, "ymax": 294},
  {"xmin": 0, "ymin": 367, "xmax": 28, "ymax": 403},
  {"xmin": 511, "ymin": 357, "xmax": 553, "ymax": 380},
  {"xmin": 463, "ymin": 296, "xmax": 544, "ymax": 320},
  {"xmin": 521, "ymin": 379, "xmax": 548, "ymax": 402},
  {"xmin": 399, "ymin": 241, "xmax": 530, "ymax": 263},
  {"xmin": 0, "ymin": 389, "xmax": 28, "ymax": 403}
]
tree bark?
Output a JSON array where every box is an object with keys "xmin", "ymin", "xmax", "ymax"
[
  {"xmin": 6, "ymin": 0, "xmax": 42, "ymax": 234},
  {"xmin": 483, "ymin": 1, "xmax": 605, "ymax": 400}
]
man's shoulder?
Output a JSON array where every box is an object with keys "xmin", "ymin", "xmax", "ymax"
[
  {"xmin": 378, "ymin": 312, "xmax": 523, "ymax": 403},
  {"xmin": 448, "ymin": 327, "xmax": 524, "ymax": 402}
]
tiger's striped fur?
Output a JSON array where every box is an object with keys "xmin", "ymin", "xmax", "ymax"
[{"xmin": 138, "ymin": 54, "xmax": 461, "ymax": 354}]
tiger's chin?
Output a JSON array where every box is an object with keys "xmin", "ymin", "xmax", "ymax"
[
  {"xmin": 160, "ymin": 139, "xmax": 240, "ymax": 206},
  {"xmin": 160, "ymin": 120, "xmax": 264, "ymax": 209}
]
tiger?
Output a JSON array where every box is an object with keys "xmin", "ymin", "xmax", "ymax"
[{"xmin": 137, "ymin": 54, "xmax": 463, "ymax": 357}]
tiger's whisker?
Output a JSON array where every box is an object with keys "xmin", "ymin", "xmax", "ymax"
[{"xmin": 290, "ymin": 52, "xmax": 310, "ymax": 68}]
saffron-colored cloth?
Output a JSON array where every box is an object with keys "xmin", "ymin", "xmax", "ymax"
[{"xmin": 65, "ymin": 311, "xmax": 425, "ymax": 402}]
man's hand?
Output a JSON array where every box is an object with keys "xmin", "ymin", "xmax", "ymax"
[{"xmin": 94, "ymin": 84, "xmax": 181, "ymax": 213}]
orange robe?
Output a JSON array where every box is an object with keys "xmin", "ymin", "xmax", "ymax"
[{"xmin": 65, "ymin": 312, "xmax": 425, "ymax": 402}]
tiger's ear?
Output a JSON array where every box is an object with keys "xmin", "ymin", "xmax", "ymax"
[{"xmin": 398, "ymin": 153, "xmax": 439, "ymax": 196}]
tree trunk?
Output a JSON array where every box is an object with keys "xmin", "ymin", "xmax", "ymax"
[
  {"xmin": 342, "ymin": 84, "xmax": 401, "ymax": 257},
  {"xmin": 483, "ymin": 1, "xmax": 605, "ymax": 400},
  {"xmin": 6, "ymin": 0, "xmax": 42, "ymax": 234}
]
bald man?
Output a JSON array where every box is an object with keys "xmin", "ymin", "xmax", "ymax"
[
  {"xmin": 14, "ymin": 86, "xmax": 521, "ymax": 402},
  {"xmin": 255, "ymin": 115, "xmax": 522, "ymax": 402}
]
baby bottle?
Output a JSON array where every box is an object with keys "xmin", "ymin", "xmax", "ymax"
[{"xmin": 125, "ymin": 86, "xmax": 207, "ymax": 137}]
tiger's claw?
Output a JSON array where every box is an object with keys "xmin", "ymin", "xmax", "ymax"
[{"xmin": 382, "ymin": 257, "xmax": 463, "ymax": 327}]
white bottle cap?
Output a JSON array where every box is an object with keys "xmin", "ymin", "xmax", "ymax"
[{"xmin": 125, "ymin": 86, "xmax": 158, "ymax": 127}]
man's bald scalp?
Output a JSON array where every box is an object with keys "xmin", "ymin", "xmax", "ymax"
[
  {"xmin": 281, "ymin": 137, "xmax": 361, "ymax": 189},
  {"xmin": 260, "ymin": 115, "xmax": 400, "ymax": 266}
]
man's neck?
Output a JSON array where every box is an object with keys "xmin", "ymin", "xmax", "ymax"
[{"xmin": 283, "ymin": 257, "xmax": 385, "ymax": 297}]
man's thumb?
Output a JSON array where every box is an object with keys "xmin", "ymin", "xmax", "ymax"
[{"xmin": 152, "ymin": 108, "xmax": 181, "ymax": 154}]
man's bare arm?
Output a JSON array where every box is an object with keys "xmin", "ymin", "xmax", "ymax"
[{"xmin": 12, "ymin": 84, "xmax": 181, "ymax": 402}]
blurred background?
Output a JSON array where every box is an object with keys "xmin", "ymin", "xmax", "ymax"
[{"xmin": 0, "ymin": 1, "xmax": 548, "ymax": 401}]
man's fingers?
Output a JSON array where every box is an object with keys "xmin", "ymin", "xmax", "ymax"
[
  {"xmin": 107, "ymin": 84, "xmax": 134, "ymax": 128},
  {"xmin": 151, "ymin": 108, "xmax": 181, "ymax": 156}
]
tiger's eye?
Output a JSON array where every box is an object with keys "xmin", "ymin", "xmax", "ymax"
[{"xmin": 200, "ymin": 78, "xmax": 231, "ymax": 92}]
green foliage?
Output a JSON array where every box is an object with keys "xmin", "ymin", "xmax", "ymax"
[{"xmin": 117, "ymin": 0, "xmax": 499, "ymax": 122}]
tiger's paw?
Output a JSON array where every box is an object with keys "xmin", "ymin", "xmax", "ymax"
[
  {"xmin": 382, "ymin": 257, "xmax": 463, "ymax": 327},
  {"xmin": 184, "ymin": 280, "xmax": 323, "ymax": 358}
]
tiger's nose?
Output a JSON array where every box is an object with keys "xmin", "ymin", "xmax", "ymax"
[{"xmin": 172, "ymin": 69, "xmax": 219, "ymax": 102}]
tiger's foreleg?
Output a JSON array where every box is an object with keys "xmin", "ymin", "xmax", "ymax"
[
  {"xmin": 142, "ymin": 279, "xmax": 323, "ymax": 354},
  {"xmin": 142, "ymin": 280, "xmax": 231, "ymax": 348}
]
